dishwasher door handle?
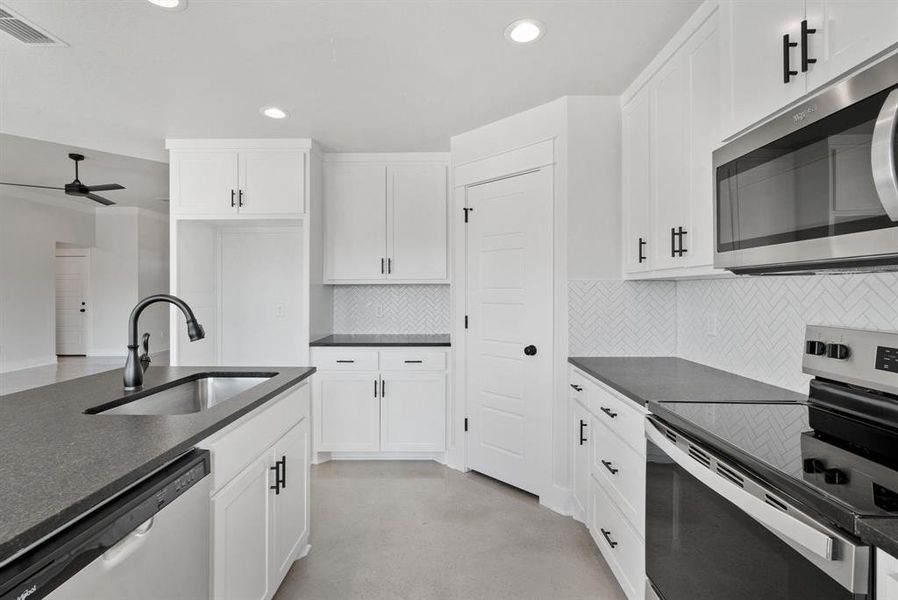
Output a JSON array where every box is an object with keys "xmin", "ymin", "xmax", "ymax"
[{"xmin": 100, "ymin": 517, "xmax": 155, "ymax": 569}]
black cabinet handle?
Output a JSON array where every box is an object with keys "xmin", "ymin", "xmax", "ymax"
[
  {"xmin": 238, "ymin": 189, "xmax": 244, "ymax": 207},
  {"xmin": 601, "ymin": 460, "xmax": 619, "ymax": 475},
  {"xmin": 404, "ymin": 360, "xmax": 423, "ymax": 364},
  {"xmin": 270, "ymin": 464, "xmax": 281, "ymax": 495},
  {"xmin": 524, "ymin": 345, "xmax": 537, "ymax": 356},
  {"xmin": 570, "ymin": 384, "xmax": 583, "ymax": 392},
  {"xmin": 374, "ymin": 379, "xmax": 378, "ymax": 398},
  {"xmin": 600, "ymin": 528, "xmax": 618, "ymax": 549},
  {"xmin": 801, "ymin": 20, "xmax": 817, "ymax": 72},
  {"xmin": 79, "ymin": 308, "xmax": 86, "ymax": 313},
  {"xmin": 381, "ymin": 379, "xmax": 385, "ymax": 397},
  {"xmin": 381, "ymin": 258, "xmax": 385, "ymax": 274},
  {"xmin": 783, "ymin": 33, "xmax": 798, "ymax": 83},
  {"xmin": 676, "ymin": 226, "xmax": 688, "ymax": 256},
  {"xmin": 230, "ymin": 189, "xmax": 236, "ymax": 208},
  {"xmin": 336, "ymin": 359, "xmax": 355, "ymax": 363},
  {"xmin": 600, "ymin": 407, "xmax": 618, "ymax": 419},
  {"xmin": 579, "ymin": 420, "xmax": 587, "ymax": 445},
  {"xmin": 387, "ymin": 258, "xmax": 392, "ymax": 274},
  {"xmin": 638, "ymin": 237, "xmax": 646, "ymax": 263},
  {"xmin": 670, "ymin": 227, "xmax": 676, "ymax": 258},
  {"xmin": 279, "ymin": 456, "xmax": 286, "ymax": 490}
]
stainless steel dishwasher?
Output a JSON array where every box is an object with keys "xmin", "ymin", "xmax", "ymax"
[{"xmin": 0, "ymin": 449, "xmax": 210, "ymax": 600}]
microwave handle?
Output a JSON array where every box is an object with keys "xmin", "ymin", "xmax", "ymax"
[
  {"xmin": 645, "ymin": 420, "xmax": 835, "ymax": 561},
  {"xmin": 872, "ymin": 88, "xmax": 898, "ymax": 222}
]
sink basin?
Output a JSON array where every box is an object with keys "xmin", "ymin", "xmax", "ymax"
[{"xmin": 90, "ymin": 375, "xmax": 272, "ymax": 416}]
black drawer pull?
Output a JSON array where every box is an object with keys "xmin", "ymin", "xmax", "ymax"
[
  {"xmin": 601, "ymin": 460, "xmax": 619, "ymax": 475},
  {"xmin": 570, "ymin": 384, "xmax": 583, "ymax": 392},
  {"xmin": 336, "ymin": 359, "xmax": 355, "ymax": 363},
  {"xmin": 270, "ymin": 464, "xmax": 281, "ymax": 495},
  {"xmin": 579, "ymin": 420, "xmax": 587, "ymax": 445},
  {"xmin": 600, "ymin": 528, "xmax": 618, "ymax": 549},
  {"xmin": 404, "ymin": 360, "xmax": 423, "ymax": 364},
  {"xmin": 600, "ymin": 407, "xmax": 618, "ymax": 419}
]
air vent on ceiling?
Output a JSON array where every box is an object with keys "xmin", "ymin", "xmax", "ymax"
[{"xmin": 0, "ymin": 5, "xmax": 66, "ymax": 46}]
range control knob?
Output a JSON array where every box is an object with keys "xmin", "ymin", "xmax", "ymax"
[
  {"xmin": 826, "ymin": 343, "xmax": 851, "ymax": 360},
  {"xmin": 802, "ymin": 458, "xmax": 825, "ymax": 474},
  {"xmin": 805, "ymin": 341, "xmax": 827, "ymax": 356},
  {"xmin": 824, "ymin": 468, "xmax": 849, "ymax": 485}
]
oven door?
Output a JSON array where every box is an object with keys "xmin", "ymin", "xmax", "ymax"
[
  {"xmin": 645, "ymin": 417, "xmax": 870, "ymax": 600},
  {"xmin": 713, "ymin": 53, "xmax": 898, "ymax": 274}
]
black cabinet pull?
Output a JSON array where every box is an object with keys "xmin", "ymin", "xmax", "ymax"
[
  {"xmin": 381, "ymin": 379, "xmax": 385, "ymax": 397},
  {"xmin": 670, "ymin": 228, "xmax": 676, "ymax": 258},
  {"xmin": 801, "ymin": 20, "xmax": 817, "ymax": 72},
  {"xmin": 238, "ymin": 189, "xmax": 244, "ymax": 207},
  {"xmin": 279, "ymin": 456, "xmax": 287, "ymax": 490},
  {"xmin": 230, "ymin": 189, "xmax": 236, "ymax": 208},
  {"xmin": 270, "ymin": 463, "xmax": 281, "ymax": 495},
  {"xmin": 404, "ymin": 360, "xmax": 423, "ymax": 364},
  {"xmin": 783, "ymin": 33, "xmax": 798, "ymax": 83},
  {"xmin": 374, "ymin": 379, "xmax": 378, "ymax": 398},
  {"xmin": 670, "ymin": 226, "xmax": 688, "ymax": 257},
  {"xmin": 579, "ymin": 420, "xmax": 587, "ymax": 445},
  {"xmin": 387, "ymin": 258, "xmax": 392, "ymax": 274},
  {"xmin": 601, "ymin": 460, "xmax": 619, "ymax": 475},
  {"xmin": 638, "ymin": 237, "xmax": 646, "ymax": 263},
  {"xmin": 381, "ymin": 258, "xmax": 385, "ymax": 274},
  {"xmin": 524, "ymin": 345, "xmax": 537, "ymax": 356},
  {"xmin": 570, "ymin": 384, "xmax": 583, "ymax": 392},
  {"xmin": 600, "ymin": 528, "xmax": 618, "ymax": 549},
  {"xmin": 600, "ymin": 407, "xmax": 618, "ymax": 419},
  {"xmin": 336, "ymin": 359, "xmax": 355, "ymax": 363},
  {"xmin": 676, "ymin": 226, "xmax": 688, "ymax": 256}
]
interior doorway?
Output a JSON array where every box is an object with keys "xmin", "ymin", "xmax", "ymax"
[{"xmin": 55, "ymin": 248, "xmax": 90, "ymax": 356}]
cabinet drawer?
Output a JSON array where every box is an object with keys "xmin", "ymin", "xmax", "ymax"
[
  {"xmin": 589, "ymin": 382, "xmax": 646, "ymax": 456},
  {"xmin": 201, "ymin": 382, "xmax": 309, "ymax": 493},
  {"xmin": 312, "ymin": 349, "xmax": 379, "ymax": 371},
  {"xmin": 380, "ymin": 351, "xmax": 446, "ymax": 371},
  {"xmin": 569, "ymin": 368, "xmax": 591, "ymax": 400},
  {"xmin": 592, "ymin": 420, "xmax": 646, "ymax": 537},
  {"xmin": 589, "ymin": 477, "xmax": 645, "ymax": 600}
]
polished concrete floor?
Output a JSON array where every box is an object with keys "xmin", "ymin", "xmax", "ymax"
[{"xmin": 274, "ymin": 461, "xmax": 627, "ymax": 600}]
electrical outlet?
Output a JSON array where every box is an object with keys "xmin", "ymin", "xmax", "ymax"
[
  {"xmin": 374, "ymin": 302, "xmax": 384, "ymax": 318},
  {"xmin": 275, "ymin": 303, "xmax": 287, "ymax": 318},
  {"xmin": 706, "ymin": 312, "xmax": 719, "ymax": 337}
]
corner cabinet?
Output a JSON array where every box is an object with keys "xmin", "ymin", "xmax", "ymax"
[
  {"xmin": 323, "ymin": 154, "xmax": 449, "ymax": 284},
  {"xmin": 167, "ymin": 140, "xmax": 308, "ymax": 218},
  {"xmin": 621, "ymin": 6, "xmax": 722, "ymax": 280}
]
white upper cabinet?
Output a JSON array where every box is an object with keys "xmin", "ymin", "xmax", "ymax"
[
  {"xmin": 622, "ymin": 90, "xmax": 654, "ymax": 274},
  {"xmin": 323, "ymin": 155, "xmax": 449, "ymax": 284},
  {"xmin": 388, "ymin": 164, "xmax": 449, "ymax": 281},
  {"xmin": 804, "ymin": 1, "xmax": 898, "ymax": 91},
  {"xmin": 167, "ymin": 141, "xmax": 308, "ymax": 217},
  {"xmin": 323, "ymin": 163, "xmax": 388, "ymax": 281},
  {"xmin": 721, "ymin": 0, "xmax": 898, "ymax": 139},
  {"xmin": 721, "ymin": 0, "xmax": 806, "ymax": 139}
]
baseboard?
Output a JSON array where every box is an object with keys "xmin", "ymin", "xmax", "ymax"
[
  {"xmin": 0, "ymin": 355, "xmax": 57, "ymax": 374},
  {"xmin": 314, "ymin": 451, "xmax": 446, "ymax": 464},
  {"xmin": 539, "ymin": 483, "xmax": 573, "ymax": 517}
]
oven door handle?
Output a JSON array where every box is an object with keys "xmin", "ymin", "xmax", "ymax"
[
  {"xmin": 645, "ymin": 421, "xmax": 835, "ymax": 561},
  {"xmin": 872, "ymin": 87, "xmax": 898, "ymax": 222}
]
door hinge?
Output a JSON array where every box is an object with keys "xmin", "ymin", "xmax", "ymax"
[
  {"xmin": 463, "ymin": 207, "xmax": 473, "ymax": 223},
  {"xmin": 464, "ymin": 418, "xmax": 468, "ymax": 432},
  {"xmin": 464, "ymin": 315, "xmax": 468, "ymax": 329}
]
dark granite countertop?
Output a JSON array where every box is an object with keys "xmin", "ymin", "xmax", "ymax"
[
  {"xmin": 0, "ymin": 365, "xmax": 315, "ymax": 563},
  {"xmin": 311, "ymin": 334, "xmax": 450, "ymax": 347},
  {"xmin": 856, "ymin": 519, "xmax": 898, "ymax": 557},
  {"xmin": 568, "ymin": 356, "xmax": 806, "ymax": 406}
]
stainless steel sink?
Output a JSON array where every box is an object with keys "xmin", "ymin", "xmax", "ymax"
[{"xmin": 94, "ymin": 375, "xmax": 272, "ymax": 415}]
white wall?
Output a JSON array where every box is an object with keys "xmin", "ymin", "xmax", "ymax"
[
  {"xmin": 90, "ymin": 209, "xmax": 139, "ymax": 356},
  {"xmin": 0, "ymin": 194, "xmax": 95, "ymax": 372},
  {"xmin": 137, "ymin": 211, "xmax": 171, "ymax": 352}
]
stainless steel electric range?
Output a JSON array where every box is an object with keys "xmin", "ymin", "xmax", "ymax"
[{"xmin": 646, "ymin": 325, "xmax": 898, "ymax": 600}]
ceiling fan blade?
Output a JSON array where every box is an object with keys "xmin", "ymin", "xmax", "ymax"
[
  {"xmin": 85, "ymin": 193, "xmax": 116, "ymax": 206},
  {"xmin": 0, "ymin": 182, "xmax": 65, "ymax": 191},
  {"xmin": 84, "ymin": 183, "xmax": 125, "ymax": 192}
]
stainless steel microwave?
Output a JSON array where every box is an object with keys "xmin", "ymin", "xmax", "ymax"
[{"xmin": 713, "ymin": 52, "xmax": 898, "ymax": 274}]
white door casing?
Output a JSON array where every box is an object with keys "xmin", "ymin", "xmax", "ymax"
[
  {"xmin": 465, "ymin": 168, "xmax": 554, "ymax": 496},
  {"xmin": 55, "ymin": 254, "xmax": 89, "ymax": 356}
]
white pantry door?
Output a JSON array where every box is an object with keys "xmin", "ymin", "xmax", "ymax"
[
  {"xmin": 465, "ymin": 168, "xmax": 553, "ymax": 495},
  {"xmin": 55, "ymin": 254, "xmax": 89, "ymax": 355}
]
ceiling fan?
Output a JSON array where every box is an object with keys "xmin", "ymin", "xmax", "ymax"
[{"xmin": 0, "ymin": 153, "xmax": 125, "ymax": 206}]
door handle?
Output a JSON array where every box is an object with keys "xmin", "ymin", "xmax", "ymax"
[
  {"xmin": 872, "ymin": 88, "xmax": 898, "ymax": 221},
  {"xmin": 579, "ymin": 420, "xmax": 587, "ymax": 445},
  {"xmin": 601, "ymin": 460, "xmax": 619, "ymax": 475},
  {"xmin": 783, "ymin": 33, "xmax": 798, "ymax": 83},
  {"xmin": 381, "ymin": 379, "xmax": 385, "ymax": 397},
  {"xmin": 524, "ymin": 345, "xmax": 537, "ymax": 356},
  {"xmin": 374, "ymin": 379, "xmax": 378, "ymax": 398},
  {"xmin": 387, "ymin": 258, "xmax": 392, "ymax": 274},
  {"xmin": 381, "ymin": 258, "xmax": 385, "ymax": 274},
  {"xmin": 600, "ymin": 407, "xmax": 618, "ymax": 419},
  {"xmin": 279, "ymin": 456, "xmax": 286, "ymax": 490},
  {"xmin": 79, "ymin": 308, "xmax": 86, "ymax": 313},
  {"xmin": 800, "ymin": 20, "xmax": 817, "ymax": 72}
]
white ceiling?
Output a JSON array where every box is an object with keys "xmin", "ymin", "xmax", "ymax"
[
  {"xmin": 0, "ymin": 0, "xmax": 700, "ymax": 162},
  {"xmin": 0, "ymin": 134, "xmax": 169, "ymax": 212}
]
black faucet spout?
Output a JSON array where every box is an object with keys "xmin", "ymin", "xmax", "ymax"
[{"xmin": 123, "ymin": 294, "xmax": 205, "ymax": 391}]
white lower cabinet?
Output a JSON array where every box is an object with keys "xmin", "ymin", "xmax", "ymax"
[
  {"xmin": 203, "ymin": 382, "xmax": 311, "ymax": 600},
  {"xmin": 312, "ymin": 347, "xmax": 449, "ymax": 456},
  {"xmin": 878, "ymin": 549, "xmax": 898, "ymax": 598},
  {"xmin": 570, "ymin": 366, "xmax": 647, "ymax": 600}
]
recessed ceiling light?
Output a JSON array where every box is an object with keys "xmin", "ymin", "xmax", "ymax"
[
  {"xmin": 147, "ymin": 0, "xmax": 187, "ymax": 10},
  {"xmin": 505, "ymin": 19, "xmax": 545, "ymax": 44},
  {"xmin": 261, "ymin": 106, "xmax": 289, "ymax": 120}
]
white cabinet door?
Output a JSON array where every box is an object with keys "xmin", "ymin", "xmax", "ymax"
[
  {"xmin": 238, "ymin": 150, "xmax": 305, "ymax": 215},
  {"xmin": 571, "ymin": 400, "xmax": 590, "ymax": 520},
  {"xmin": 379, "ymin": 372, "xmax": 446, "ymax": 452},
  {"xmin": 211, "ymin": 451, "xmax": 272, "ymax": 600},
  {"xmin": 721, "ymin": 0, "xmax": 806, "ymax": 138},
  {"xmin": 314, "ymin": 371, "xmax": 381, "ymax": 451},
  {"xmin": 270, "ymin": 418, "xmax": 310, "ymax": 585},
  {"xmin": 805, "ymin": 0, "xmax": 898, "ymax": 92},
  {"xmin": 622, "ymin": 89, "xmax": 653, "ymax": 274},
  {"xmin": 171, "ymin": 151, "xmax": 238, "ymax": 215},
  {"xmin": 651, "ymin": 50, "xmax": 690, "ymax": 271},
  {"xmin": 877, "ymin": 549, "xmax": 898, "ymax": 599},
  {"xmin": 324, "ymin": 163, "xmax": 388, "ymax": 281},
  {"xmin": 686, "ymin": 12, "xmax": 721, "ymax": 269},
  {"xmin": 387, "ymin": 164, "xmax": 448, "ymax": 281}
]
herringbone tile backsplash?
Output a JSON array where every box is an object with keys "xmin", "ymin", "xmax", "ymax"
[{"xmin": 333, "ymin": 285, "xmax": 450, "ymax": 334}]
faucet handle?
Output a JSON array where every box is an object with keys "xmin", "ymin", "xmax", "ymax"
[{"xmin": 140, "ymin": 332, "xmax": 151, "ymax": 371}]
